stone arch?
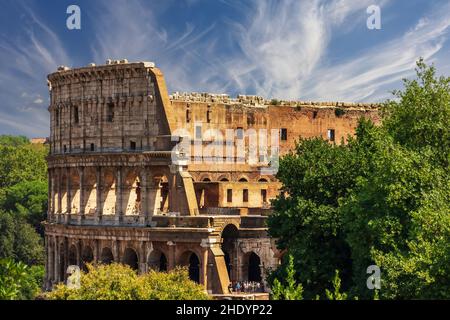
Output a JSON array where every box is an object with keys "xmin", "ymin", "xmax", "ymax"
[
  {"xmin": 147, "ymin": 249, "xmax": 168, "ymax": 272},
  {"xmin": 152, "ymin": 173, "xmax": 170, "ymax": 214},
  {"xmin": 81, "ymin": 245, "xmax": 94, "ymax": 272},
  {"xmin": 221, "ymin": 224, "xmax": 239, "ymax": 281},
  {"xmin": 238, "ymin": 176, "xmax": 249, "ymax": 182},
  {"xmin": 84, "ymin": 167, "xmax": 97, "ymax": 215},
  {"xmin": 218, "ymin": 173, "xmax": 230, "ymax": 182},
  {"xmin": 59, "ymin": 242, "xmax": 66, "ymax": 282},
  {"xmin": 61, "ymin": 172, "xmax": 68, "ymax": 213},
  {"xmin": 123, "ymin": 170, "xmax": 141, "ymax": 215},
  {"xmin": 199, "ymin": 173, "xmax": 212, "ymax": 182},
  {"xmin": 179, "ymin": 251, "xmax": 200, "ymax": 283},
  {"xmin": 100, "ymin": 247, "xmax": 114, "ymax": 264},
  {"xmin": 244, "ymin": 252, "xmax": 262, "ymax": 282},
  {"xmin": 70, "ymin": 168, "xmax": 80, "ymax": 214},
  {"xmin": 102, "ymin": 168, "xmax": 116, "ymax": 215},
  {"xmin": 258, "ymin": 178, "xmax": 269, "ymax": 182},
  {"xmin": 122, "ymin": 247, "xmax": 139, "ymax": 270}
]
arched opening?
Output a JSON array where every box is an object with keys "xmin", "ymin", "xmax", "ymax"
[
  {"xmin": 84, "ymin": 167, "xmax": 97, "ymax": 215},
  {"xmin": 61, "ymin": 174, "xmax": 68, "ymax": 213},
  {"xmin": 219, "ymin": 177, "xmax": 229, "ymax": 182},
  {"xmin": 100, "ymin": 247, "xmax": 114, "ymax": 264},
  {"xmin": 148, "ymin": 250, "xmax": 167, "ymax": 272},
  {"xmin": 102, "ymin": 169, "xmax": 116, "ymax": 215},
  {"xmin": 239, "ymin": 177, "xmax": 248, "ymax": 182},
  {"xmin": 188, "ymin": 253, "xmax": 200, "ymax": 283},
  {"xmin": 221, "ymin": 224, "xmax": 238, "ymax": 281},
  {"xmin": 202, "ymin": 177, "xmax": 211, "ymax": 182},
  {"xmin": 247, "ymin": 252, "xmax": 262, "ymax": 282},
  {"xmin": 68, "ymin": 245, "xmax": 77, "ymax": 266},
  {"xmin": 122, "ymin": 248, "xmax": 139, "ymax": 271},
  {"xmin": 180, "ymin": 251, "xmax": 200, "ymax": 283},
  {"xmin": 81, "ymin": 246, "xmax": 94, "ymax": 272},
  {"xmin": 258, "ymin": 178, "xmax": 268, "ymax": 182},
  {"xmin": 152, "ymin": 174, "xmax": 170, "ymax": 214},
  {"xmin": 124, "ymin": 170, "xmax": 141, "ymax": 215},
  {"xmin": 70, "ymin": 169, "xmax": 80, "ymax": 214}
]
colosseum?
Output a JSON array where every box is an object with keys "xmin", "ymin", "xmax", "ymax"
[{"xmin": 44, "ymin": 60, "xmax": 379, "ymax": 296}]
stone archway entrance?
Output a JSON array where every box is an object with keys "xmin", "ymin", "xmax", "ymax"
[
  {"xmin": 247, "ymin": 252, "xmax": 262, "ymax": 282},
  {"xmin": 148, "ymin": 249, "xmax": 167, "ymax": 271},
  {"xmin": 180, "ymin": 251, "xmax": 200, "ymax": 283},
  {"xmin": 100, "ymin": 247, "xmax": 114, "ymax": 264},
  {"xmin": 122, "ymin": 248, "xmax": 139, "ymax": 270},
  {"xmin": 188, "ymin": 253, "xmax": 200, "ymax": 283},
  {"xmin": 81, "ymin": 246, "xmax": 94, "ymax": 272},
  {"xmin": 221, "ymin": 224, "xmax": 238, "ymax": 282}
]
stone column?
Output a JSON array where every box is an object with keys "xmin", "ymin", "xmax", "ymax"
[
  {"xmin": 95, "ymin": 166, "xmax": 102, "ymax": 224},
  {"xmin": 53, "ymin": 236, "xmax": 59, "ymax": 284},
  {"xmin": 65, "ymin": 167, "xmax": 71, "ymax": 223},
  {"xmin": 115, "ymin": 167, "xmax": 123, "ymax": 224},
  {"xmin": 167, "ymin": 241, "xmax": 176, "ymax": 270},
  {"xmin": 139, "ymin": 242, "xmax": 147, "ymax": 274},
  {"xmin": 201, "ymin": 247, "xmax": 209, "ymax": 290},
  {"xmin": 78, "ymin": 167, "xmax": 85, "ymax": 224},
  {"xmin": 57, "ymin": 168, "xmax": 62, "ymax": 220},
  {"xmin": 139, "ymin": 168, "xmax": 147, "ymax": 225}
]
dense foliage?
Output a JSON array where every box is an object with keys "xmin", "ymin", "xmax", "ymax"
[
  {"xmin": 0, "ymin": 136, "xmax": 48, "ymax": 299},
  {"xmin": 0, "ymin": 259, "xmax": 44, "ymax": 300},
  {"xmin": 46, "ymin": 263, "xmax": 210, "ymax": 300},
  {"xmin": 268, "ymin": 60, "xmax": 450, "ymax": 300}
]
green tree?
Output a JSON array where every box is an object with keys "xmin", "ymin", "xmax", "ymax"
[
  {"xmin": 46, "ymin": 263, "xmax": 210, "ymax": 300},
  {"xmin": 325, "ymin": 270, "xmax": 348, "ymax": 300},
  {"xmin": 0, "ymin": 211, "xmax": 44, "ymax": 265},
  {"xmin": 0, "ymin": 258, "xmax": 44, "ymax": 300},
  {"xmin": 270, "ymin": 255, "xmax": 303, "ymax": 300},
  {"xmin": 268, "ymin": 60, "xmax": 449, "ymax": 300},
  {"xmin": 0, "ymin": 141, "xmax": 47, "ymax": 189},
  {"xmin": 267, "ymin": 137, "xmax": 361, "ymax": 298},
  {"xmin": 382, "ymin": 58, "xmax": 449, "ymax": 167},
  {"xmin": 0, "ymin": 180, "xmax": 48, "ymax": 235}
]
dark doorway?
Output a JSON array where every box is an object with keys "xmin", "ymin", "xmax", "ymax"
[
  {"xmin": 159, "ymin": 254, "xmax": 168, "ymax": 272},
  {"xmin": 100, "ymin": 247, "xmax": 114, "ymax": 264},
  {"xmin": 221, "ymin": 224, "xmax": 238, "ymax": 282},
  {"xmin": 188, "ymin": 253, "xmax": 200, "ymax": 283},
  {"xmin": 248, "ymin": 252, "xmax": 262, "ymax": 282},
  {"xmin": 81, "ymin": 246, "xmax": 94, "ymax": 272},
  {"xmin": 148, "ymin": 250, "xmax": 167, "ymax": 272},
  {"xmin": 123, "ymin": 248, "xmax": 139, "ymax": 271}
]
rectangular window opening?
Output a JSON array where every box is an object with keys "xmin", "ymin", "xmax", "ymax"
[
  {"xmin": 227, "ymin": 189, "xmax": 233, "ymax": 203},
  {"xmin": 243, "ymin": 189, "xmax": 249, "ymax": 202},
  {"xmin": 261, "ymin": 189, "xmax": 267, "ymax": 203},
  {"xmin": 327, "ymin": 129, "xmax": 335, "ymax": 142},
  {"xmin": 281, "ymin": 128, "xmax": 288, "ymax": 141}
]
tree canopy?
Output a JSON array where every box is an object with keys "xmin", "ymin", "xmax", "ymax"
[
  {"xmin": 268, "ymin": 60, "xmax": 450, "ymax": 300},
  {"xmin": 46, "ymin": 263, "xmax": 210, "ymax": 300}
]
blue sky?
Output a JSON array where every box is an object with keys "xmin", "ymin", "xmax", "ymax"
[{"xmin": 1, "ymin": 0, "xmax": 449, "ymax": 137}]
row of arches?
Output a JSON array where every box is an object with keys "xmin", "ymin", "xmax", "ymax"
[
  {"xmin": 58, "ymin": 245, "xmax": 201, "ymax": 284},
  {"xmin": 195, "ymin": 174, "xmax": 271, "ymax": 183},
  {"xmin": 49, "ymin": 167, "xmax": 171, "ymax": 216}
]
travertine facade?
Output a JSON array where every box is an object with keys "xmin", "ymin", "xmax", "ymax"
[{"xmin": 44, "ymin": 60, "xmax": 379, "ymax": 295}]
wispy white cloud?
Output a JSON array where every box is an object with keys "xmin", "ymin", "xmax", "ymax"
[{"xmin": 1, "ymin": 0, "xmax": 450, "ymax": 137}]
